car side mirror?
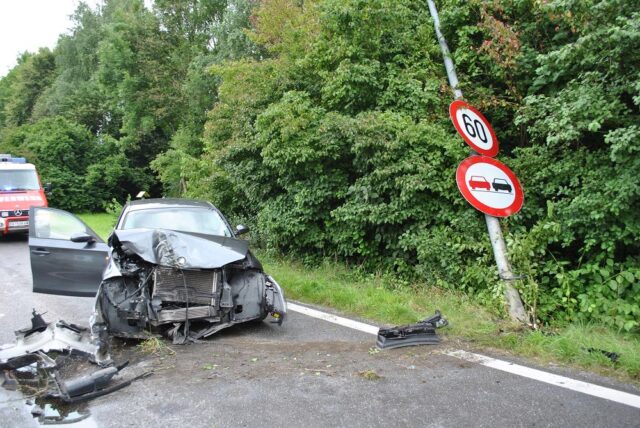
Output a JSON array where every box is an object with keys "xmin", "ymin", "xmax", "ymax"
[
  {"xmin": 70, "ymin": 232, "xmax": 96, "ymax": 244},
  {"xmin": 44, "ymin": 183, "xmax": 52, "ymax": 193},
  {"xmin": 235, "ymin": 224, "xmax": 250, "ymax": 236}
]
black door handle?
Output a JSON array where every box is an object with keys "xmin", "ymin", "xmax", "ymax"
[{"xmin": 32, "ymin": 248, "xmax": 50, "ymax": 255}]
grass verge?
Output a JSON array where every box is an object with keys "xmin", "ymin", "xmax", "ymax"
[
  {"xmin": 260, "ymin": 253, "xmax": 640, "ymax": 383},
  {"xmin": 78, "ymin": 213, "xmax": 640, "ymax": 383},
  {"xmin": 78, "ymin": 212, "xmax": 117, "ymax": 240}
]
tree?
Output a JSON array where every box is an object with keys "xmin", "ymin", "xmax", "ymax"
[
  {"xmin": 0, "ymin": 117, "xmax": 100, "ymax": 211},
  {"xmin": 2, "ymin": 50, "xmax": 56, "ymax": 127}
]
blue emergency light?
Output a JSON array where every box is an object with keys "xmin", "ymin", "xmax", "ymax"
[{"xmin": 0, "ymin": 154, "xmax": 27, "ymax": 163}]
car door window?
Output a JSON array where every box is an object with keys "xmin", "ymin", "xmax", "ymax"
[{"xmin": 34, "ymin": 209, "xmax": 92, "ymax": 240}]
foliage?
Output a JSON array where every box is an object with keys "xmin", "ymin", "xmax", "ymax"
[
  {"xmin": 2, "ymin": 50, "xmax": 56, "ymax": 127},
  {"xmin": 77, "ymin": 212, "xmax": 118, "ymax": 240},
  {"xmin": 0, "ymin": 117, "xmax": 99, "ymax": 211},
  {"xmin": 192, "ymin": 0, "xmax": 639, "ymax": 329},
  {"xmin": 0, "ymin": 0, "xmax": 638, "ymax": 330},
  {"xmin": 507, "ymin": 0, "xmax": 640, "ymax": 328}
]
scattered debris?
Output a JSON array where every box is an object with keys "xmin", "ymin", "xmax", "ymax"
[
  {"xmin": 136, "ymin": 337, "xmax": 175, "ymax": 357},
  {"xmin": 357, "ymin": 370, "xmax": 382, "ymax": 380},
  {"xmin": 586, "ymin": 348, "xmax": 620, "ymax": 363},
  {"xmin": 0, "ymin": 311, "xmax": 152, "ymax": 405},
  {"xmin": 304, "ymin": 368, "xmax": 329, "ymax": 373},
  {"xmin": 376, "ymin": 310, "xmax": 448, "ymax": 350},
  {"xmin": 28, "ymin": 399, "xmax": 92, "ymax": 425},
  {"xmin": 50, "ymin": 362, "xmax": 152, "ymax": 403},
  {"xmin": 0, "ymin": 313, "xmax": 110, "ymax": 368}
]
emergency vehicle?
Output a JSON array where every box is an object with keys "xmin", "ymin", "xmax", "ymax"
[{"xmin": 0, "ymin": 154, "xmax": 50, "ymax": 236}]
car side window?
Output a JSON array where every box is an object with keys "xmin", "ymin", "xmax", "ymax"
[{"xmin": 35, "ymin": 209, "xmax": 90, "ymax": 240}]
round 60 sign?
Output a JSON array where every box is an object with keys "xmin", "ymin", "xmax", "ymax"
[
  {"xmin": 456, "ymin": 156, "xmax": 523, "ymax": 217},
  {"xmin": 449, "ymin": 100, "xmax": 499, "ymax": 157}
]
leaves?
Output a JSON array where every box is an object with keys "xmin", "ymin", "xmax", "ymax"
[{"xmin": 0, "ymin": 0, "xmax": 638, "ymax": 329}]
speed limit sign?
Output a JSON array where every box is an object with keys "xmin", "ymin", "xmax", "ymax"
[{"xmin": 449, "ymin": 100, "xmax": 499, "ymax": 157}]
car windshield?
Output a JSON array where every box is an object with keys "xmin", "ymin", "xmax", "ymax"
[
  {"xmin": 0, "ymin": 170, "xmax": 40, "ymax": 191},
  {"xmin": 120, "ymin": 207, "xmax": 232, "ymax": 237}
]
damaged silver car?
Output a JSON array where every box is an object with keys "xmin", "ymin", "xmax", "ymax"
[{"xmin": 28, "ymin": 199, "xmax": 287, "ymax": 350}]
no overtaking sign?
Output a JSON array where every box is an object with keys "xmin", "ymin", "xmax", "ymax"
[{"xmin": 456, "ymin": 156, "xmax": 523, "ymax": 217}]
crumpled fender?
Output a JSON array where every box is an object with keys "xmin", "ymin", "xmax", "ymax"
[{"xmin": 265, "ymin": 275, "xmax": 287, "ymax": 323}]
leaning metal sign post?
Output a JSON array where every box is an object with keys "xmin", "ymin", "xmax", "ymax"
[{"xmin": 427, "ymin": 0, "xmax": 527, "ymax": 323}]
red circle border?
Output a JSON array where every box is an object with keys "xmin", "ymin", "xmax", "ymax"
[
  {"xmin": 456, "ymin": 156, "xmax": 524, "ymax": 217},
  {"xmin": 449, "ymin": 100, "xmax": 499, "ymax": 157}
]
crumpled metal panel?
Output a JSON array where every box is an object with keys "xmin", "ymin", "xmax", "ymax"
[
  {"xmin": 265, "ymin": 275, "xmax": 287, "ymax": 323},
  {"xmin": 0, "ymin": 321, "xmax": 108, "ymax": 366},
  {"xmin": 111, "ymin": 228, "xmax": 249, "ymax": 269}
]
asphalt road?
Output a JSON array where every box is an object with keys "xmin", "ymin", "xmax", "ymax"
[{"xmin": 1, "ymin": 235, "xmax": 639, "ymax": 427}]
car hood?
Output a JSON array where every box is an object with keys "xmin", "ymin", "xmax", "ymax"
[{"xmin": 110, "ymin": 228, "xmax": 249, "ymax": 269}]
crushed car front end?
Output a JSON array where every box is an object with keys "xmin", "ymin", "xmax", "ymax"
[{"xmin": 91, "ymin": 228, "xmax": 287, "ymax": 345}]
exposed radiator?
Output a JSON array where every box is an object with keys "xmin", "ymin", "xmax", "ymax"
[
  {"xmin": 155, "ymin": 306, "xmax": 219, "ymax": 323},
  {"xmin": 153, "ymin": 267, "xmax": 218, "ymax": 306}
]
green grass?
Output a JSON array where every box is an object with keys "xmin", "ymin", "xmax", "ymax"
[
  {"xmin": 260, "ymin": 253, "xmax": 640, "ymax": 383},
  {"xmin": 78, "ymin": 212, "xmax": 640, "ymax": 383},
  {"xmin": 260, "ymin": 252, "xmax": 498, "ymax": 337},
  {"xmin": 78, "ymin": 212, "xmax": 117, "ymax": 240}
]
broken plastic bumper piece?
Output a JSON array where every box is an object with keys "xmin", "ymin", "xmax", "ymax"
[
  {"xmin": 51, "ymin": 361, "xmax": 152, "ymax": 403},
  {"xmin": 376, "ymin": 310, "xmax": 448, "ymax": 350},
  {"xmin": 0, "ymin": 319, "xmax": 110, "ymax": 367}
]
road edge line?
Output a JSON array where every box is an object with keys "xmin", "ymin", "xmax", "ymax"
[
  {"xmin": 288, "ymin": 302, "xmax": 640, "ymax": 409},
  {"xmin": 287, "ymin": 302, "xmax": 379, "ymax": 336},
  {"xmin": 446, "ymin": 350, "xmax": 640, "ymax": 409}
]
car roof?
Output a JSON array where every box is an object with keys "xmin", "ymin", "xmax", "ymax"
[{"xmin": 124, "ymin": 198, "xmax": 216, "ymax": 212}]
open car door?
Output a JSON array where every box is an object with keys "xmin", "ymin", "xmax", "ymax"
[{"xmin": 29, "ymin": 207, "xmax": 109, "ymax": 297}]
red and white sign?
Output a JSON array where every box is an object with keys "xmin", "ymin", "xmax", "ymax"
[
  {"xmin": 456, "ymin": 156, "xmax": 523, "ymax": 217},
  {"xmin": 450, "ymin": 100, "xmax": 499, "ymax": 157}
]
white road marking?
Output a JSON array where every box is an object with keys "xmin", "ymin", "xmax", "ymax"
[
  {"xmin": 287, "ymin": 302, "xmax": 379, "ymax": 336},
  {"xmin": 287, "ymin": 301, "xmax": 640, "ymax": 409},
  {"xmin": 447, "ymin": 350, "xmax": 640, "ymax": 409}
]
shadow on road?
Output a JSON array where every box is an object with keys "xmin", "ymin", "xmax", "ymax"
[{"xmin": 0, "ymin": 233, "xmax": 28, "ymax": 243}]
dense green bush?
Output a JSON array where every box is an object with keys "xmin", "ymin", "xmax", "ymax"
[
  {"xmin": 0, "ymin": 0, "xmax": 637, "ymax": 329},
  {"xmin": 440, "ymin": 0, "xmax": 640, "ymax": 328},
  {"xmin": 187, "ymin": 0, "xmax": 639, "ymax": 329},
  {"xmin": 0, "ymin": 117, "xmax": 99, "ymax": 211}
]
